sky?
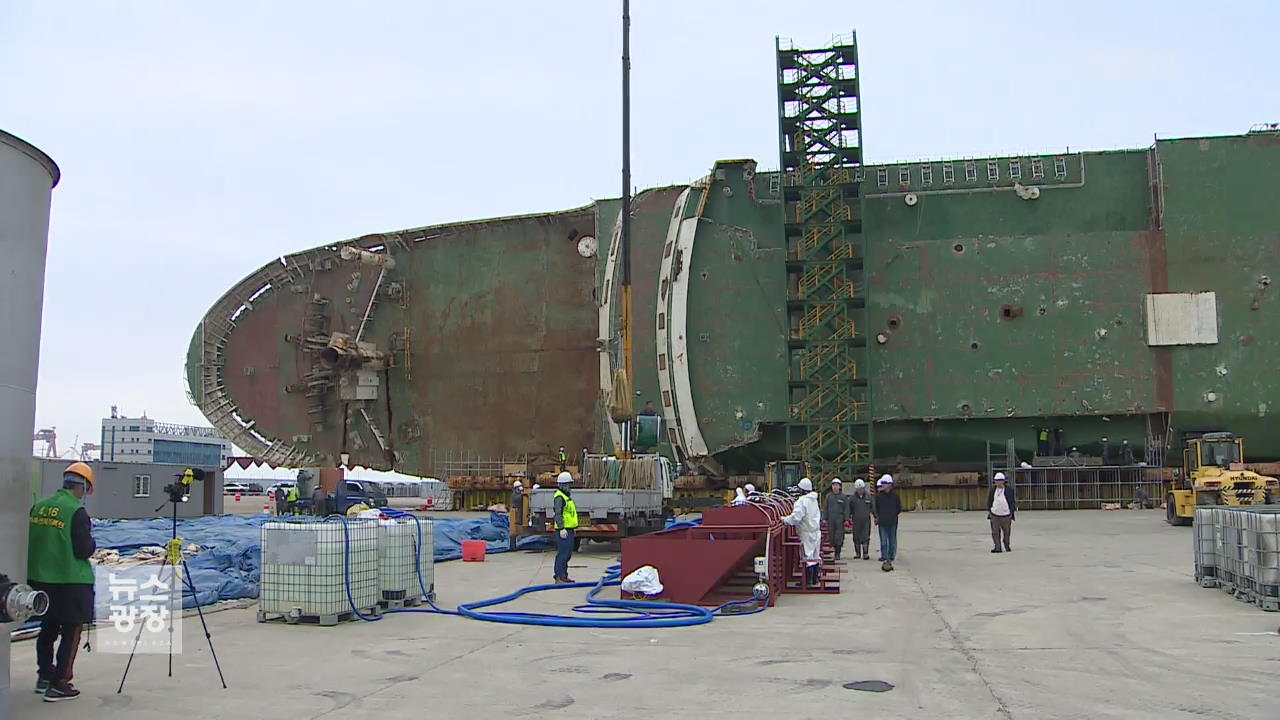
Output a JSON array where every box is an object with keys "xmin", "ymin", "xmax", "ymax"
[{"xmin": 4, "ymin": 0, "xmax": 1278, "ymax": 460}]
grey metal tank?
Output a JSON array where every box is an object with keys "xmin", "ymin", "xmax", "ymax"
[{"xmin": 0, "ymin": 130, "xmax": 59, "ymax": 719}]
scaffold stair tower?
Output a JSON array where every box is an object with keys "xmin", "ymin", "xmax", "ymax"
[{"xmin": 777, "ymin": 32, "xmax": 872, "ymax": 486}]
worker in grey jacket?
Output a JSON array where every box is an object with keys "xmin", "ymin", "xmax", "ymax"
[
  {"xmin": 510, "ymin": 480, "xmax": 525, "ymax": 524},
  {"xmin": 822, "ymin": 478, "xmax": 850, "ymax": 560},
  {"xmin": 848, "ymin": 479, "xmax": 874, "ymax": 560}
]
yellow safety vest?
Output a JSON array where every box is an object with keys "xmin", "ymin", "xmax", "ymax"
[{"xmin": 554, "ymin": 489, "xmax": 579, "ymax": 530}]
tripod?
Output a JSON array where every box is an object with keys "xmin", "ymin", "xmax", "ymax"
[{"xmin": 117, "ymin": 498, "xmax": 228, "ymax": 693}]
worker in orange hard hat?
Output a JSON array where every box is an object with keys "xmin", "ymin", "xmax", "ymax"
[{"xmin": 28, "ymin": 461, "xmax": 97, "ymax": 702}]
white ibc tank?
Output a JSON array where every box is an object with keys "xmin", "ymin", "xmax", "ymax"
[
  {"xmin": 259, "ymin": 519, "xmax": 378, "ymax": 622},
  {"xmin": 1244, "ymin": 508, "xmax": 1280, "ymax": 586},
  {"xmin": 377, "ymin": 519, "xmax": 434, "ymax": 603},
  {"xmin": 1193, "ymin": 507, "xmax": 1216, "ymax": 569}
]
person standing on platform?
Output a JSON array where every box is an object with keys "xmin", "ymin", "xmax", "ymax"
[{"xmin": 782, "ymin": 478, "xmax": 822, "ymax": 586}]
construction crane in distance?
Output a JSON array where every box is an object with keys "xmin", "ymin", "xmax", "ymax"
[{"xmin": 33, "ymin": 427, "xmax": 57, "ymax": 458}]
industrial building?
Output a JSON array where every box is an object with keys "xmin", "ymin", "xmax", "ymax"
[{"xmin": 100, "ymin": 406, "xmax": 232, "ymax": 467}]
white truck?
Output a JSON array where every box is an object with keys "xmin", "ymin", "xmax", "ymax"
[{"xmin": 528, "ymin": 454, "xmax": 673, "ymax": 542}]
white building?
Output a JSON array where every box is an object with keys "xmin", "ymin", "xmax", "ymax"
[{"xmin": 101, "ymin": 407, "xmax": 232, "ymax": 468}]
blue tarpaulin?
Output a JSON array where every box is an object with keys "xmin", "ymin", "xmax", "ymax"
[{"xmin": 88, "ymin": 512, "xmax": 551, "ymax": 611}]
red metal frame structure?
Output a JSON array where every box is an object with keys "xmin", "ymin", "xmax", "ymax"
[{"xmin": 621, "ymin": 491, "xmax": 842, "ymax": 606}]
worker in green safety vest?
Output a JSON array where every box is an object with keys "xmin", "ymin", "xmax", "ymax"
[
  {"xmin": 286, "ymin": 484, "xmax": 300, "ymax": 514},
  {"xmin": 553, "ymin": 472, "xmax": 578, "ymax": 584},
  {"xmin": 28, "ymin": 461, "xmax": 98, "ymax": 703},
  {"xmin": 558, "ymin": 447, "xmax": 568, "ymax": 472}
]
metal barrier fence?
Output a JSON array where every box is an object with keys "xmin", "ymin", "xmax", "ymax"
[{"xmin": 1008, "ymin": 467, "xmax": 1164, "ymax": 510}]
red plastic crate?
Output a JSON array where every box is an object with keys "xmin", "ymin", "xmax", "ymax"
[{"xmin": 462, "ymin": 540, "xmax": 487, "ymax": 562}]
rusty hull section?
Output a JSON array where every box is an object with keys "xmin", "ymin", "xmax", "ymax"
[{"xmin": 191, "ymin": 207, "xmax": 601, "ymax": 470}]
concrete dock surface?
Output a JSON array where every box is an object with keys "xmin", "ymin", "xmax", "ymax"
[{"xmin": 12, "ymin": 510, "xmax": 1277, "ymax": 719}]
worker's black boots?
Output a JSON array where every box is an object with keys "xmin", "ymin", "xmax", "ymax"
[{"xmin": 805, "ymin": 564, "xmax": 821, "ymax": 587}]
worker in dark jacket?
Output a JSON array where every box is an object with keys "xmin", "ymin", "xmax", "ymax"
[
  {"xmin": 987, "ymin": 472, "xmax": 1017, "ymax": 553},
  {"xmin": 552, "ymin": 472, "xmax": 579, "ymax": 584},
  {"xmin": 28, "ymin": 462, "xmax": 98, "ymax": 702},
  {"xmin": 509, "ymin": 480, "xmax": 525, "ymax": 550},
  {"xmin": 510, "ymin": 480, "xmax": 525, "ymax": 522},
  {"xmin": 312, "ymin": 483, "xmax": 327, "ymax": 516},
  {"xmin": 849, "ymin": 479, "xmax": 874, "ymax": 560},
  {"xmin": 872, "ymin": 474, "xmax": 902, "ymax": 572},
  {"xmin": 822, "ymin": 478, "xmax": 850, "ymax": 560}
]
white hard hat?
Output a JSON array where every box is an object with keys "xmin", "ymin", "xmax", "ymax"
[
  {"xmin": 993, "ymin": 472, "xmax": 1006, "ymax": 481},
  {"xmin": 830, "ymin": 478, "xmax": 842, "ymax": 485},
  {"xmin": 744, "ymin": 483, "xmax": 756, "ymax": 493},
  {"xmin": 853, "ymin": 479, "xmax": 866, "ymax": 490},
  {"xmin": 532, "ymin": 483, "xmax": 540, "ymax": 490},
  {"xmin": 877, "ymin": 474, "xmax": 894, "ymax": 486},
  {"xmin": 798, "ymin": 478, "xmax": 813, "ymax": 492},
  {"xmin": 513, "ymin": 479, "xmax": 523, "ymax": 488},
  {"xmin": 556, "ymin": 471, "xmax": 573, "ymax": 484}
]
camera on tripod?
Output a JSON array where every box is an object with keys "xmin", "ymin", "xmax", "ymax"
[{"xmin": 163, "ymin": 468, "xmax": 206, "ymax": 504}]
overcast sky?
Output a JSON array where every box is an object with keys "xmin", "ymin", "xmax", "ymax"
[{"xmin": 5, "ymin": 1, "xmax": 1277, "ymax": 460}]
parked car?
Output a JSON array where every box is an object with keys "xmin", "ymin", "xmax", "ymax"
[
  {"xmin": 223, "ymin": 482, "xmax": 250, "ymax": 494},
  {"xmin": 267, "ymin": 482, "xmax": 296, "ymax": 501}
]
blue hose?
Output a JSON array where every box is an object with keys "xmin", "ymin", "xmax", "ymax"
[{"xmin": 331, "ymin": 511, "xmax": 764, "ymax": 627}]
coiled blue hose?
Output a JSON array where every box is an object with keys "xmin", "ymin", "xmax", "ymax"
[{"xmin": 330, "ymin": 512, "xmax": 764, "ymax": 627}]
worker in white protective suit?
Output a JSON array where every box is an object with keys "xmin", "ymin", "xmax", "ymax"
[
  {"xmin": 782, "ymin": 477, "xmax": 823, "ymax": 586},
  {"xmin": 731, "ymin": 487, "xmax": 748, "ymax": 505}
]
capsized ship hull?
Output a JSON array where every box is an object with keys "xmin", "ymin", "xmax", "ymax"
[{"xmin": 188, "ymin": 130, "xmax": 1280, "ymax": 474}]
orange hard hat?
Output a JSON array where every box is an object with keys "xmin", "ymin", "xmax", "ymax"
[{"xmin": 64, "ymin": 461, "xmax": 95, "ymax": 489}]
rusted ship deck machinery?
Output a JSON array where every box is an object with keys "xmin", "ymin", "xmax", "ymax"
[{"xmin": 620, "ymin": 492, "xmax": 841, "ymax": 607}]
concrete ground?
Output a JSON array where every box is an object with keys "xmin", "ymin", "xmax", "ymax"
[{"xmin": 13, "ymin": 510, "xmax": 1279, "ymax": 719}]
